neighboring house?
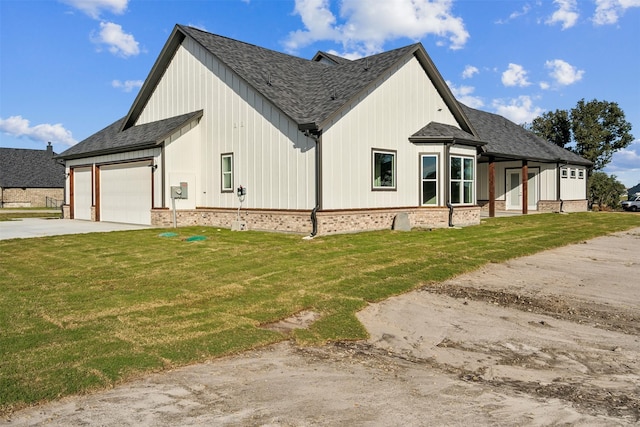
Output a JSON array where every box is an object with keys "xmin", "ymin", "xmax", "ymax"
[
  {"xmin": 58, "ymin": 25, "xmax": 591, "ymax": 234},
  {"xmin": 0, "ymin": 143, "xmax": 65, "ymax": 208}
]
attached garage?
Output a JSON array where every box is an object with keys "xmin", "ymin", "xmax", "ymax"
[
  {"xmin": 98, "ymin": 161, "xmax": 152, "ymax": 225},
  {"xmin": 73, "ymin": 167, "xmax": 92, "ymax": 220}
]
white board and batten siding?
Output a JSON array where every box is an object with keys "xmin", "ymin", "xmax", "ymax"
[
  {"xmin": 321, "ymin": 54, "xmax": 472, "ymax": 210},
  {"xmin": 136, "ymin": 37, "xmax": 316, "ymax": 211},
  {"xmin": 560, "ymin": 165, "xmax": 588, "ymax": 200}
]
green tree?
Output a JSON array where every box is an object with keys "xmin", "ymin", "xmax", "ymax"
[
  {"xmin": 571, "ymin": 99, "xmax": 634, "ymax": 171},
  {"xmin": 530, "ymin": 109, "xmax": 571, "ymax": 148},
  {"xmin": 588, "ymin": 172, "xmax": 627, "ymax": 210},
  {"xmin": 529, "ymin": 99, "xmax": 634, "ymax": 172}
]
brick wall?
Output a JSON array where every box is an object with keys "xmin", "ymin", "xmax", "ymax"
[
  {"xmin": 151, "ymin": 206, "xmax": 481, "ymax": 236},
  {"xmin": 1, "ymin": 188, "xmax": 64, "ymax": 207}
]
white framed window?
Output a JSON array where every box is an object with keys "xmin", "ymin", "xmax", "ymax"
[
  {"xmin": 421, "ymin": 154, "xmax": 438, "ymax": 205},
  {"xmin": 221, "ymin": 153, "xmax": 233, "ymax": 192},
  {"xmin": 450, "ymin": 156, "xmax": 474, "ymax": 205},
  {"xmin": 372, "ymin": 149, "xmax": 396, "ymax": 190},
  {"xmin": 578, "ymin": 169, "xmax": 585, "ymax": 179},
  {"xmin": 570, "ymin": 168, "xmax": 577, "ymax": 179},
  {"xmin": 561, "ymin": 168, "xmax": 568, "ymax": 178}
]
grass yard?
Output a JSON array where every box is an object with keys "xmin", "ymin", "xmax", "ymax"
[
  {"xmin": 1, "ymin": 212, "xmax": 639, "ymax": 414},
  {"xmin": 0, "ymin": 208, "xmax": 61, "ymax": 221}
]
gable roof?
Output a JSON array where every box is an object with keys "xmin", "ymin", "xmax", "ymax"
[
  {"xmin": 410, "ymin": 122, "xmax": 485, "ymax": 147},
  {"xmin": 460, "ymin": 104, "xmax": 592, "ymax": 166},
  {"xmin": 0, "ymin": 146, "xmax": 65, "ymax": 188},
  {"xmin": 58, "ymin": 110, "xmax": 202, "ymax": 160},
  {"xmin": 122, "ymin": 25, "xmax": 474, "ymax": 135}
]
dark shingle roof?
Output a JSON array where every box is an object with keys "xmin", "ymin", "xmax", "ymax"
[
  {"xmin": 58, "ymin": 110, "xmax": 203, "ymax": 160},
  {"xmin": 410, "ymin": 122, "xmax": 484, "ymax": 145},
  {"xmin": 0, "ymin": 146, "xmax": 65, "ymax": 188},
  {"xmin": 460, "ymin": 104, "xmax": 592, "ymax": 165},
  {"xmin": 178, "ymin": 26, "xmax": 419, "ymax": 126}
]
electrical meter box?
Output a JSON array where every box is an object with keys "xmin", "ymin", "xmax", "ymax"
[{"xmin": 171, "ymin": 182, "xmax": 188, "ymax": 199}]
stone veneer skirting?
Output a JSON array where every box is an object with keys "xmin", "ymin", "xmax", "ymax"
[
  {"xmin": 150, "ymin": 206, "xmax": 481, "ymax": 235},
  {"xmin": 479, "ymin": 199, "xmax": 588, "ymax": 214}
]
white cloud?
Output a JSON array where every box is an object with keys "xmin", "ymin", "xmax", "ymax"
[
  {"xmin": 60, "ymin": 0, "xmax": 128, "ymax": 19},
  {"xmin": 593, "ymin": 0, "xmax": 640, "ymax": 25},
  {"xmin": 461, "ymin": 65, "xmax": 479, "ymax": 79},
  {"xmin": 92, "ymin": 21, "xmax": 140, "ymax": 57},
  {"xmin": 0, "ymin": 116, "xmax": 77, "ymax": 146},
  {"xmin": 447, "ymin": 81, "xmax": 484, "ymax": 109},
  {"xmin": 501, "ymin": 63, "xmax": 531, "ymax": 87},
  {"xmin": 546, "ymin": 0, "xmax": 579, "ymax": 29},
  {"xmin": 495, "ymin": 4, "xmax": 531, "ymax": 24},
  {"xmin": 539, "ymin": 81, "xmax": 551, "ymax": 90},
  {"xmin": 285, "ymin": 0, "xmax": 470, "ymax": 56},
  {"xmin": 605, "ymin": 139, "xmax": 640, "ymax": 187},
  {"xmin": 112, "ymin": 79, "xmax": 143, "ymax": 92},
  {"xmin": 492, "ymin": 96, "xmax": 544, "ymax": 125},
  {"xmin": 545, "ymin": 59, "xmax": 584, "ymax": 85}
]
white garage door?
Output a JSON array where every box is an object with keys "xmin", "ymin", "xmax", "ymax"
[
  {"xmin": 73, "ymin": 167, "xmax": 92, "ymax": 220},
  {"xmin": 100, "ymin": 162, "xmax": 152, "ymax": 225}
]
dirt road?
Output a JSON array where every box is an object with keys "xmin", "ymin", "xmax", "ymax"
[{"xmin": 4, "ymin": 228, "xmax": 639, "ymax": 426}]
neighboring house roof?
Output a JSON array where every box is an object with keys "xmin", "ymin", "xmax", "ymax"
[
  {"xmin": 58, "ymin": 110, "xmax": 203, "ymax": 160},
  {"xmin": 460, "ymin": 104, "xmax": 593, "ymax": 166},
  {"xmin": 0, "ymin": 145, "xmax": 65, "ymax": 188}
]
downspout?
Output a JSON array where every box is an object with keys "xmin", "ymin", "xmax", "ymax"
[
  {"xmin": 557, "ymin": 161, "xmax": 567, "ymax": 213},
  {"xmin": 445, "ymin": 141, "xmax": 455, "ymax": 227},
  {"xmin": 305, "ymin": 129, "xmax": 321, "ymax": 238}
]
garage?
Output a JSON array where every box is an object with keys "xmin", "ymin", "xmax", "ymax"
[
  {"xmin": 73, "ymin": 167, "xmax": 92, "ymax": 220},
  {"xmin": 99, "ymin": 161, "xmax": 152, "ymax": 225}
]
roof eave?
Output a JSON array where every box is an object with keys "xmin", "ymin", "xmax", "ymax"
[
  {"xmin": 479, "ymin": 151, "xmax": 593, "ymax": 166},
  {"xmin": 409, "ymin": 136, "xmax": 486, "ymax": 147},
  {"xmin": 58, "ymin": 142, "xmax": 159, "ymax": 161}
]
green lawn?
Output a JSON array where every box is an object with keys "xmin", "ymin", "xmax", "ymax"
[
  {"xmin": 1, "ymin": 212, "xmax": 639, "ymax": 414},
  {"xmin": 0, "ymin": 208, "xmax": 61, "ymax": 221}
]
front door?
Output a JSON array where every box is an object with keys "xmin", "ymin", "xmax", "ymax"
[
  {"xmin": 506, "ymin": 170, "xmax": 538, "ymax": 211},
  {"xmin": 506, "ymin": 171, "xmax": 521, "ymax": 210}
]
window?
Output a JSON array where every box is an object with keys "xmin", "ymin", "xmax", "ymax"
[
  {"xmin": 570, "ymin": 168, "xmax": 576, "ymax": 179},
  {"xmin": 578, "ymin": 169, "xmax": 584, "ymax": 179},
  {"xmin": 561, "ymin": 168, "xmax": 568, "ymax": 178},
  {"xmin": 421, "ymin": 155, "xmax": 438, "ymax": 205},
  {"xmin": 372, "ymin": 149, "xmax": 396, "ymax": 190},
  {"xmin": 450, "ymin": 156, "xmax": 474, "ymax": 204},
  {"xmin": 221, "ymin": 153, "xmax": 233, "ymax": 192}
]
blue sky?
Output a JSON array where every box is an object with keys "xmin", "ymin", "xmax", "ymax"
[{"xmin": 1, "ymin": 0, "xmax": 639, "ymax": 186}]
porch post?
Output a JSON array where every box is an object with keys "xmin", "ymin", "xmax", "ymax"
[
  {"xmin": 488, "ymin": 157, "xmax": 495, "ymax": 217},
  {"xmin": 522, "ymin": 160, "xmax": 528, "ymax": 215}
]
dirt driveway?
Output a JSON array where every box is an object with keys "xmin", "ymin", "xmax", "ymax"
[{"xmin": 4, "ymin": 228, "xmax": 639, "ymax": 426}]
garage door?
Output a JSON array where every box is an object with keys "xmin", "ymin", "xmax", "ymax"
[
  {"xmin": 99, "ymin": 162, "xmax": 152, "ymax": 225},
  {"xmin": 73, "ymin": 167, "xmax": 92, "ymax": 220}
]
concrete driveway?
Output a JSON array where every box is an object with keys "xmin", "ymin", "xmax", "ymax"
[{"xmin": 0, "ymin": 218, "xmax": 149, "ymax": 240}]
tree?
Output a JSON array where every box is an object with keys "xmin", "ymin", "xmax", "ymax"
[
  {"xmin": 530, "ymin": 109, "xmax": 571, "ymax": 148},
  {"xmin": 571, "ymin": 99, "xmax": 634, "ymax": 171},
  {"xmin": 529, "ymin": 99, "xmax": 634, "ymax": 172},
  {"xmin": 588, "ymin": 172, "xmax": 626, "ymax": 210}
]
